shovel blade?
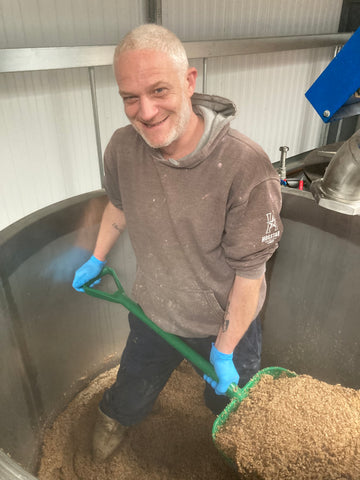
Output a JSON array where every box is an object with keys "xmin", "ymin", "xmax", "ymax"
[{"xmin": 212, "ymin": 367, "xmax": 297, "ymax": 470}]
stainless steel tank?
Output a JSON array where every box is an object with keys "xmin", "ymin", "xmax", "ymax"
[{"xmin": 0, "ymin": 188, "xmax": 359, "ymax": 479}]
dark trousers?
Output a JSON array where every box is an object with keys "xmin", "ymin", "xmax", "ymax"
[{"xmin": 100, "ymin": 312, "xmax": 262, "ymax": 426}]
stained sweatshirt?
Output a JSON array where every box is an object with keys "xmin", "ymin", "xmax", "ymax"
[{"xmin": 104, "ymin": 92, "xmax": 283, "ymax": 337}]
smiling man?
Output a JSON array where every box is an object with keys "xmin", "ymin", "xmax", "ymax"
[
  {"xmin": 116, "ymin": 49, "xmax": 198, "ymax": 152},
  {"xmin": 115, "ymin": 48, "xmax": 203, "ymax": 156},
  {"xmin": 72, "ymin": 24, "xmax": 283, "ymax": 462}
]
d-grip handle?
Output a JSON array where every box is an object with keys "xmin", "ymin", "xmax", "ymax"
[{"xmin": 83, "ymin": 267, "xmax": 240, "ymax": 400}]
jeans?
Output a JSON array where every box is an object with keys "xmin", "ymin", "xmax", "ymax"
[{"xmin": 100, "ymin": 312, "xmax": 262, "ymax": 425}]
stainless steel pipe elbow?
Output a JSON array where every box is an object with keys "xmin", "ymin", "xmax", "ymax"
[{"xmin": 311, "ymin": 129, "xmax": 360, "ymax": 215}]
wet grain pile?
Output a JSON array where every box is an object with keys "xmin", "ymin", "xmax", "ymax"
[
  {"xmin": 216, "ymin": 374, "xmax": 360, "ymax": 480},
  {"xmin": 38, "ymin": 361, "xmax": 238, "ymax": 480}
]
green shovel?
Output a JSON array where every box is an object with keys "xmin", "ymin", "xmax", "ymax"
[{"xmin": 83, "ymin": 266, "xmax": 296, "ymax": 469}]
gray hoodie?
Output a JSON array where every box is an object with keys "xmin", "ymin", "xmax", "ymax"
[{"xmin": 104, "ymin": 93, "xmax": 283, "ymax": 337}]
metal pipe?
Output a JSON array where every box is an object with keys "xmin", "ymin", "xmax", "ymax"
[
  {"xmin": 311, "ymin": 129, "xmax": 360, "ymax": 215},
  {"xmin": 316, "ymin": 150, "xmax": 337, "ymax": 158},
  {"xmin": 184, "ymin": 33, "xmax": 351, "ymax": 59},
  {"xmin": 88, "ymin": 66, "xmax": 104, "ymax": 187},
  {"xmin": 146, "ymin": 0, "xmax": 162, "ymax": 24},
  {"xmin": 279, "ymin": 146, "xmax": 289, "ymax": 181},
  {"xmin": 325, "ymin": 44, "xmax": 346, "ymax": 144},
  {"xmin": 202, "ymin": 57, "xmax": 208, "ymax": 94},
  {"xmin": 154, "ymin": 0, "xmax": 162, "ymax": 25},
  {"xmin": 0, "ymin": 33, "xmax": 351, "ymax": 73},
  {"xmin": 335, "ymin": 118, "xmax": 344, "ymax": 143}
]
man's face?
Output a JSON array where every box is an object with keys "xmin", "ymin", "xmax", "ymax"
[{"xmin": 114, "ymin": 49, "xmax": 194, "ymax": 150}]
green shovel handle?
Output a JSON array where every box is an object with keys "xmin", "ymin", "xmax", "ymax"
[{"xmin": 83, "ymin": 266, "xmax": 240, "ymax": 400}]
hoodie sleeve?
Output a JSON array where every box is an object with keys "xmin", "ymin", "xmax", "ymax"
[
  {"xmin": 222, "ymin": 177, "xmax": 283, "ymax": 279},
  {"xmin": 103, "ymin": 131, "xmax": 124, "ymax": 210}
]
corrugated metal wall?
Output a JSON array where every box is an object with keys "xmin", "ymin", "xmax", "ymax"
[
  {"xmin": 0, "ymin": 0, "xmax": 343, "ymax": 230},
  {"xmin": 0, "ymin": 0, "xmax": 146, "ymax": 47},
  {"xmin": 164, "ymin": 0, "xmax": 343, "ymax": 163},
  {"xmin": 0, "ymin": 0, "xmax": 146, "ymax": 230},
  {"xmin": 163, "ymin": 0, "xmax": 342, "ymax": 38}
]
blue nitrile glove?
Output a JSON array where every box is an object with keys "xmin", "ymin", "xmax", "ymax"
[
  {"xmin": 204, "ymin": 343, "xmax": 240, "ymax": 395},
  {"xmin": 41, "ymin": 246, "xmax": 91, "ymax": 283},
  {"xmin": 72, "ymin": 255, "xmax": 106, "ymax": 292}
]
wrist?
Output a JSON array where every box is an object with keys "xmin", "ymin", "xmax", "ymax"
[
  {"xmin": 211, "ymin": 343, "xmax": 233, "ymax": 359},
  {"xmin": 91, "ymin": 254, "xmax": 106, "ymax": 265},
  {"xmin": 214, "ymin": 339, "xmax": 234, "ymax": 356}
]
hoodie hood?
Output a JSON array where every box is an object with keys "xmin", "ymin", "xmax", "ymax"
[
  {"xmin": 151, "ymin": 92, "xmax": 237, "ymax": 169},
  {"xmin": 191, "ymin": 92, "xmax": 237, "ymax": 118}
]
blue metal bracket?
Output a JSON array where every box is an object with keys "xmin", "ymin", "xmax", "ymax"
[{"xmin": 305, "ymin": 26, "xmax": 360, "ymax": 123}]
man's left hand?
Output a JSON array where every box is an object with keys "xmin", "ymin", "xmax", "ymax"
[{"xmin": 203, "ymin": 343, "xmax": 239, "ymax": 395}]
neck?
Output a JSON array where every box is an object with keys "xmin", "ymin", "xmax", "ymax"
[{"xmin": 160, "ymin": 112, "xmax": 204, "ymax": 161}]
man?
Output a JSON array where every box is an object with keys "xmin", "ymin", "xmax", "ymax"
[{"xmin": 73, "ymin": 23, "xmax": 282, "ymax": 462}]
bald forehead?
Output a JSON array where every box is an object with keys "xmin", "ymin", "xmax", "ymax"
[
  {"xmin": 115, "ymin": 49, "xmax": 186, "ymax": 77},
  {"xmin": 114, "ymin": 49, "xmax": 187, "ymax": 98}
]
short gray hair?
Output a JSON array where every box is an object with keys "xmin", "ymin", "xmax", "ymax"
[{"xmin": 114, "ymin": 24, "xmax": 189, "ymax": 75}]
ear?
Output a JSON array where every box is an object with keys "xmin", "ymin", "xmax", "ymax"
[{"xmin": 185, "ymin": 67, "xmax": 198, "ymax": 96}]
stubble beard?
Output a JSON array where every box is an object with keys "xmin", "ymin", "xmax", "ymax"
[{"xmin": 133, "ymin": 94, "xmax": 192, "ymax": 150}]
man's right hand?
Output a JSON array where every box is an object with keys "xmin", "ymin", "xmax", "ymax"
[
  {"xmin": 72, "ymin": 255, "xmax": 106, "ymax": 292},
  {"xmin": 204, "ymin": 343, "xmax": 239, "ymax": 395}
]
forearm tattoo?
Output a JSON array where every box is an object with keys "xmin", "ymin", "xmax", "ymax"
[
  {"xmin": 223, "ymin": 300, "xmax": 230, "ymax": 332},
  {"xmin": 112, "ymin": 222, "xmax": 124, "ymax": 233}
]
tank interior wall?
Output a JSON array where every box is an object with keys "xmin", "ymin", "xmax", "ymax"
[
  {"xmin": 0, "ymin": 191, "xmax": 136, "ymax": 475},
  {"xmin": 262, "ymin": 189, "xmax": 360, "ymax": 389},
  {"xmin": 0, "ymin": 189, "xmax": 359, "ymax": 478}
]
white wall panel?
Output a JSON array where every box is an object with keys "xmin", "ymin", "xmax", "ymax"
[
  {"xmin": 0, "ymin": 0, "xmax": 146, "ymax": 48},
  {"xmin": 163, "ymin": 0, "xmax": 343, "ymax": 39},
  {"xmin": 163, "ymin": 0, "xmax": 342, "ymax": 164},
  {"xmin": 95, "ymin": 65, "xmax": 128, "ymax": 152},
  {"xmin": 0, "ymin": 69, "xmax": 101, "ymax": 230},
  {"xmin": 0, "ymin": 0, "xmax": 147, "ymax": 230},
  {"xmin": 206, "ymin": 47, "xmax": 334, "ymax": 163}
]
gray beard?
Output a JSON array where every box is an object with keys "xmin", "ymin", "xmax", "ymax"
[{"xmin": 134, "ymin": 96, "xmax": 192, "ymax": 150}]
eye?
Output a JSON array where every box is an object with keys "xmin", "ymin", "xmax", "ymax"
[
  {"xmin": 122, "ymin": 95, "xmax": 138, "ymax": 105},
  {"xmin": 153, "ymin": 87, "xmax": 167, "ymax": 96}
]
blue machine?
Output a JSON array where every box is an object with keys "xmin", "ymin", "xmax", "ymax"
[{"xmin": 305, "ymin": 26, "xmax": 360, "ymax": 123}]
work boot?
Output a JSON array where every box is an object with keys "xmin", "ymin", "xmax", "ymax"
[{"xmin": 92, "ymin": 408, "xmax": 128, "ymax": 462}]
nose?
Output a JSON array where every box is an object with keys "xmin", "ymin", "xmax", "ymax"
[{"xmin": 138, "ymin": 96, "xmax": 158, "ymax": 121}]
